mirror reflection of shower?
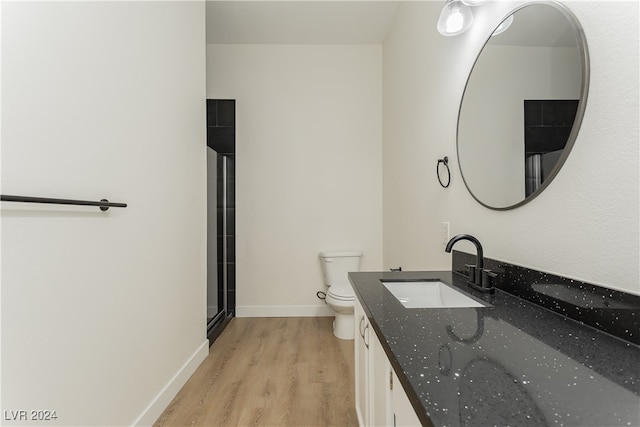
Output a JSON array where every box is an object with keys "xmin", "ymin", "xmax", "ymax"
[{"xmin": 524, "ymin": 99, "xmax": 578, "ymax": 196}]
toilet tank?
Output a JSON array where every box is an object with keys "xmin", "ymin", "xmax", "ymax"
[{"xmin": 319, "ymin": 251, "xmax": 362, "ymax": 286}]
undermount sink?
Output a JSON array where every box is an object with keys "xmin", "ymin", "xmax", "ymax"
[{"xmin": 381, "ymin": 280, "xmax": 486, "ymax": 309}]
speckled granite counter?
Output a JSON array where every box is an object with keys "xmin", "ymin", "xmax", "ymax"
[{"xmin": 349, "ymin": 270, "xmax": 640, "ymax": 427}]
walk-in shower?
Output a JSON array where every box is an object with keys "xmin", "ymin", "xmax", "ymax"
[{"xmin": 206, "ymin": 99, "xmax": 236, "ymax": 344}]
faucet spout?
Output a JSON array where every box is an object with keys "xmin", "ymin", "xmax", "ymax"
[
  {"xmin": 445, "ymin": 234, "xmax": 495, "ymax": 293},
  {"xmin": 445, "ymin": 234, "xmax": 484, "ymax": 272}
]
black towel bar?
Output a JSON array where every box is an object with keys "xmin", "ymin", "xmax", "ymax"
[{"xmin": 1, "ymin": 194, "xmax": 127, "ymax": 211}]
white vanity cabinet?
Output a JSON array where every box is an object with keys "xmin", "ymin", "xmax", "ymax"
[
  {"xmin": 391, "ymin": 370, "xmax": 422, "ymax": 427},
  {"xmin": 355, "ymin": 297, "xmax": 422, "ymax": 426},
  {"xmin": 354, "ymin": 296, "xmax": 370, "ymax": 426},
  {"xmin": 355, "ymin": 297, "xmax": 392, "ymax": 426}
]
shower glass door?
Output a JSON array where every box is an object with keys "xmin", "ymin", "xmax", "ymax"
[
  {"xmin": 207, "ymin": 148, "xmax": 227, "ymax": 330},
  {"xmin": 206, "ymin": 99, "xmax": 235, "ymax": 344}
]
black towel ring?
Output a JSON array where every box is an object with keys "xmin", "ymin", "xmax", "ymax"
[{"xmin": 437, "ymin": 156, "xmax": 451, "ymax": 188}]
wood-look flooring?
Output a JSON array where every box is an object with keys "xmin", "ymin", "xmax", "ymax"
[{"xmin": 154, "ymin": 317, "xmax": 357, "ymax": 427}]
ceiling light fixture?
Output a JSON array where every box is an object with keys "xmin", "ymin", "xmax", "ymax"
[{"xmin": 437, "ymin": 0, "xmax": 474, "ymax": 37}]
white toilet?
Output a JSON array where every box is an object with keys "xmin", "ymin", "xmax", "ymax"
[{"xmin": 319, "ymin": 250, "xmax": 362, "ymax": 340}]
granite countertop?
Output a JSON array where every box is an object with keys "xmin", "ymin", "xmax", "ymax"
[{"xmin": 349, "ymin": 270, "xmax": 640, "ymax": 427}]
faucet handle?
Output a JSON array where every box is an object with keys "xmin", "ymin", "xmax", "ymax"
[
  {"xmin": 481, "ymin": 269, "xmax": 498, "ymax": 288},
  {"xmin": 464, "ymin": 264, "xmax": 476, "ymax": 282}
]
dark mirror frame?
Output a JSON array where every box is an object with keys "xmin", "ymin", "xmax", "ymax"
[{"xmin": 456, "ymin": 1, "xmax": 590, "ymax": 210}]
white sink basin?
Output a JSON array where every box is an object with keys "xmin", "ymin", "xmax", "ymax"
[{"xmin": 381, "ymin": 280, "xmax": 486, "ymax": 308}]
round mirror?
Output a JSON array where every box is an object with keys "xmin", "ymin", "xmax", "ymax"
[{"xmin": 457, "ymin": 2, "xmax": 589, "ymax": 210}]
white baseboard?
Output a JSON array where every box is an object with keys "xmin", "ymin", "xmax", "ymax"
[
  {"xmin": 236, "ymin": 304, "xmax": 334, "ymax": 317},
  {"xmin": 132, "ymin": 339, "xmax": 209, "ymax": 426}
]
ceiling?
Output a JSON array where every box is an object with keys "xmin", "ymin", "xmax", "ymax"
[
  {"xmin": 205, "ymin": 1, "xmax": 577, "ymax": 47},
  {"xmin": 205, "ymin": 1, "xmax": 401, "ymax": 44}
]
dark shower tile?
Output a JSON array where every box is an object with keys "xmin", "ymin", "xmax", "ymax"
[
  {"xmin": 524, "ymin": 100, "xmax": 543, "ymax": 126},
  {"xmin": 217, "ymin": 100, "xmax": 235, "ymax": 127},
  {"xmin": 525, "ymin": 126, "xmax": 572, "ymax": 153},
  {"xmin": 226, "ymin": 236, "xmax": 235, "ymax": 263},
  {"xmin": 217, "ymin": 264, "xmax": 224, "ymax": 284},
  {"xmin": 227, "ymin": 263, "xmax": 236, "ymax": 292},
  {"xmin": 227, "ymin": 208, "xmax": 235, "ymax": 235},
  {"xmin": 216, "ymin": 207, "xmax": 224, "ymax": 232},
  {"xmin": 207, "ymin": 127, "xmax": 235, "ymax": 154},
  {"xmin": 216, "ymin": 238, "xmax": 224, "ymax": 258},
  {"xmin": 228, "ymin": 290, "xmax": 236, "ymax": 311},
  {"xmin": 206, "ymin": 100, "xmax": 217, "ymax": 126},
  {"xmin": 542, "ymin": 99, "xmax": 578, "ymax": 126}
]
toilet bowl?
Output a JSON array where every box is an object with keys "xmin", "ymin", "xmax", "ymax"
[
  {"xmin": 326, "ymin": 286, "xmax": 356, "ymax": 340},
  {"xmin": 319, "ymin": 251, "xmax": 362, "ymax": 340}
]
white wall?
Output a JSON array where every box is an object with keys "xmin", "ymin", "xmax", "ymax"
[
  {"xmin": 1, "ymin": 2, "xmax": 207, "ymax": 426},
  {"xmin": 383, "ymin": 1, "xmax": 639, "ymax": 294},
  {"xmin": 207, "ymin": 45, "xmax": 383, "ymax": 316}
]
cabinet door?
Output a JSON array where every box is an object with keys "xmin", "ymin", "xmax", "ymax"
[
  {"xmin": 371, "ymin": 332, "xmax": 392, "ymax": 426},
  {"xmin": 354, "ymin": 298, "xmax": 369, "ymax": 427},
  {"xmin": 391, "ymin": 371, "xmax": 422, "ymax": 427}
]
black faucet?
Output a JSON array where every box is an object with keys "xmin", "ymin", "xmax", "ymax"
[{"xmin": 445, "ymin": 234, "xmax": 495, "ymax": 293}]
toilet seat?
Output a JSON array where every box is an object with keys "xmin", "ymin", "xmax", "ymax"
[
  {"xmin": 327, "ymin": 284, "xmax": 354, "ymax": 301},
  {"xmin": 327, "ymin": 289, "xmax": 354, "ymax": 302}
]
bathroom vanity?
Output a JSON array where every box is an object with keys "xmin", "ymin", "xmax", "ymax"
[
  {"xmin": 348, "ymin": 1, "xmax": 638, "ymax": 425},
  {"xmin": 349, "ymin": 264, "xmax": 640, "ymax": 427}
]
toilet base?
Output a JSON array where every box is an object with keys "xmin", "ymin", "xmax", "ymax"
[{"xmin": 332, "ymin": 312, "xmax": 355, "ymax": 340}]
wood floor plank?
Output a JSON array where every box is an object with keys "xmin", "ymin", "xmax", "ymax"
[{"xmin": 154, "ymin": 317, "xmax": 357, "ymax": 427}]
